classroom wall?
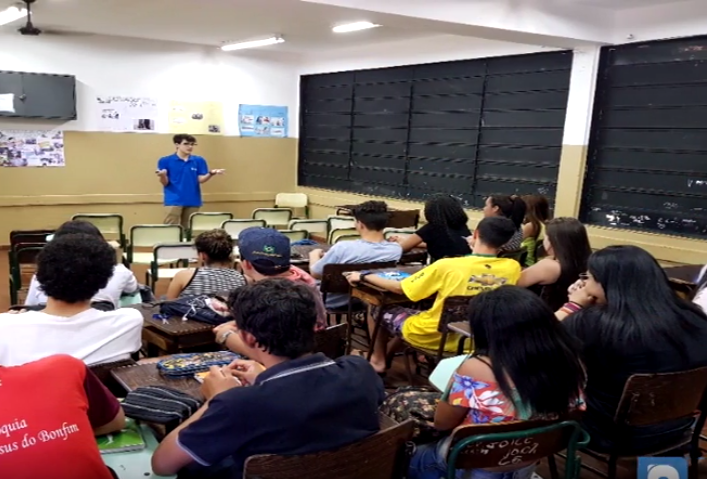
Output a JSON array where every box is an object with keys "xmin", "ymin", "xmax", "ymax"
[
  {"xmin": 297, "ymin": 36, "xmax": 707, "ymax": 265},
  {"xmin": 0, "ymin": 33, "xmax": 299, "ymax": 241}
]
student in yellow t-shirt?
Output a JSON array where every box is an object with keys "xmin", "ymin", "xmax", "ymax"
[{"xmin": 345, "ymin": 216, "xmax": 521, "ymax": 373}]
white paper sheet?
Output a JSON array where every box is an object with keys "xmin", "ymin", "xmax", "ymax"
[
  {"xmin": 95, "ymin": 96, "xmax": 159, "ymax": 132},
  {"xmin": 0, "ymin": 94, "xmax": 15, "ymax": 113}
]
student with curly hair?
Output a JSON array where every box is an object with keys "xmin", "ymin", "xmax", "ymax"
[
  {"xmin": 24, "ymin": 220, "xmax": 139, "ymax": 310},
  {"xmin": 0, "ymin": 233, "xmax": 142, "ymax": 366},
  {"xmin": 166, "ymin": 229, "xmax": 246, "ymax": 299},
  {"xmin": 152, "ymin": 279, "xmax": 384, "ymax": 478}
]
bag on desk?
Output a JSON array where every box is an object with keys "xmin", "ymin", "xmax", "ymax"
[
  {"xmin": 159, "ymin": 294, "xmax": 231, "ymax": 325},
  {"xmin": 122, "ymin": 386, "xmax": 203, "ymax": 424}
]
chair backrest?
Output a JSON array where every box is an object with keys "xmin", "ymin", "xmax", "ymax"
[
  {"xmin": 221, "ymin": 219, "xmax": 267, "ymax": 238},
  {"xmin": 329, "ymin": 228, "xmax": 359, "ymax": 244},
  {"xmin": 189, "ymin": 212, "xmax": 233, "ymax": 234},
  {"xmin": 153, "ymin": 243, "xmax": 199, "ymax": 262},
  {"xmin": 252, "ymin": 208, "xmax": 293, "ymax": 226},
  {"xmin": 387, "ymin": 209, "xmax": 420, "ymax": 229},
  {"xmin": 333, "ymin": 233, "xmax": 361, "ymax": 244},
  {"xmin": 288, "ymin": 219, "xmax": 328, "ymax": 235},
  {"xmin": 437, "ymin": 296, "xmax": 473, "ymax": 334},
  {"xmin": 10, "ymin": 229, "xmax": 55, "ymax": 248},
  {"xmin": 275, "ymin": 193, "xmax": 308, "ymax": 208},
  {"xmin": 614, "ymin": 366, "xmax": 707, "ymax": 427},
  {"xmin": 71, "ymin": 214, "xmax": 124, "ymax": 235},
  {"xmin": 320, "ymin": 261, "xmax": 397, "ymax": 295},
  {"xmin": 89, "ymin": 358, "xmax": 137, "ymax": 397},
  {"xmin": 314, "ymin": 323, "xmax": 347, "ymax": 359},
  {"xmin": 384, "ymin": 228, "xmax": 416, "ymax": 240},
  {"xmin": 130, "ymin": 225, "xmax": 183, "ymax": 248},
  {"xmin": 327, "ymin": 215, "xmax": 356, "ymax": 233},
  {"xmin": 446, "ymin": 419, "xmax": 588, "ymax": 476},
  {"xmin": 243, "ymin": 419, "xmax": 414, "ymax": 479},
  {"xmin": 279, "ymin": 230, "xmax": 308, "ymax": 242}
]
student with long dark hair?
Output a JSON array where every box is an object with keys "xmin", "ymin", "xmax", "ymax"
[
  {"xmin": 409, "ymin": 286, "xmax": 585, "ymax": 479},
  {"xmin": 556, "ymin": 245, "xmax": 707, "ymax": 452},
  {"xmin": 520, "ymin": 194, "xmax": 551, "ymax": 266},
  {"xmin": 517, "ymin": 217, "xmax": 591, "ymax": 310},
  {"xmin": 478, "ymin": 195, "xmax": 527, "ymax": 252},
  {"xmin": 390, "ymin": 194, "xmax": 471, "ymax": 263}
]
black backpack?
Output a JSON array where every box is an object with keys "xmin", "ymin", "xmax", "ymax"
[{"xmin": 159, "ymin": 294, "xmax": 231, "ymax": 325}]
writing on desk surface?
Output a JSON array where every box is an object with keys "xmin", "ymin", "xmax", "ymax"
[{"xmin": 462, "ymin": 436, "xmax": 540, "ymax": 466}]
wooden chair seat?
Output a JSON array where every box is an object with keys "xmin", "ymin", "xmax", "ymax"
[{"xmin": 243, "ymin": 418, "xmax": 414, "ymax": 479}]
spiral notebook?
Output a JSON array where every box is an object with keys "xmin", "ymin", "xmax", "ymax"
[{"xmin": 97, "ymin": 418, "xmax": 146, "ymax": 454}]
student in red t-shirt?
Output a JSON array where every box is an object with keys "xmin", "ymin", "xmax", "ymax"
[{"xmin": 0, "ymin": 354, "xmax": 125, "ymax": 479}]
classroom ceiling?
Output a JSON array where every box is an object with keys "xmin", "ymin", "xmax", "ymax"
[
  {"xmin": 569, "ymin": 0, "xmax": 686, "ymax": 6},
  {"xmin": 0, "ymin": 0, "xmax": 438, "ymax": 54}
]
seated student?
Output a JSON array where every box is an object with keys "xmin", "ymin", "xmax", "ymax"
[
  {"xmin": 517, "ymin": 217, "xmax": 592, "ymax": 310},
  {"xmin": 166, "ymin": 229, "xmax": 246, "ymax": 299},
  {"xmin": 346, "ymin": 216, "xmax": 521, "ymax": 373},
  {"xmin": 0, "ymin": 233, "xmax": 142, "ymax": 366},
  {"xmin": 25, "ymin": 220, "xmax": 139, "ymax": 310},
  {"xmin": 212, "ymin": 227, "xmax": 328, "ymax": 353},
  {"xmin": 556, "ymin": 245, "xmax": 707, "ymax": 453},
  {"xmin": 309, "ymin": 200, "xmax": 402, "ymax": 309},
  {"xmin": 408, "ymin": 286, "xmax": 585, "ymax": 479},
  {"xmin": 151, "ymin": 279, "xmax": 384, "ymax": 478},
  {"xmin": 390, "ymin": 194, "xmax": 471, "ymax": 263},
  {"xmin": 0, "ymin": 354, "xmax": 126, "ymax": 479},
  {"xmin": 520, "ymin": 194, "xmax": 551, "ymax": 266},
  {"xmin": 473, "ymin": 195, "xmax": 527, "ymax": 252}
]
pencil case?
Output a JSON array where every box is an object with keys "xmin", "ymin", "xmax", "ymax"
[{"xmin": 156, "ymin": 351, "xmax": 240, "ymax": 377}]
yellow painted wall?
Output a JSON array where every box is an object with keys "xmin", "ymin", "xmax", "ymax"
[
  {"xmin": 0, "ymin": 132, "xmax": 297, "ymax": 241},
  {"xmin": 297, "ymin": 143, "xmax": 707, "ymax": 265}
]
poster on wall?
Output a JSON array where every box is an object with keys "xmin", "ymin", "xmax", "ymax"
[
  {"xmin": 95, "ymin": 96, "xmax": 160, "ymax": 132},
  {"xmin": 0, "ymin": 130, "xmax": 65, "ymax": 167},
  {"xmin": 238, "ymin": 104, "xmax": 288, "ymax": 138},
  {"xmin": 168, "ymin": 101, "xmax": 224, "ymax": 135}
]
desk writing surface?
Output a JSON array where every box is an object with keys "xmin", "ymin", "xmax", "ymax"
[{"xmin": 102, "ymin": 424, "xmax": 175, "ymax": 479}]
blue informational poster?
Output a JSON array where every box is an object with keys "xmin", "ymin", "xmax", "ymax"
[{"xmin": 238, "ymin": 104, "xmax": 288, "ymax": 138}]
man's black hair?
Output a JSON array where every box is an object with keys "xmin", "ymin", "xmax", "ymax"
[
  {"xmin": 476, "ymin": 216, "xmax": 516, "ymax": 249},
  {"xmin": 227, "ymin": 279, "xmax": 316, "ymax": 359},
  {"xmin": 36, "ymin": 233, "xmax": 116, "ymax": 303},
  {"xmin": 352, "ymin": 200, "xmax": 389, "ymax": 232},
  {"xmin": 173, "ymin": 133, "xmax": 196, "ymax": 144}
]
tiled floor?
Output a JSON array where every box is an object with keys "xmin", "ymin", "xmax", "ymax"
[{"xmin": 2, "ymin": 252, "xmax": 706, "ymax": 478}]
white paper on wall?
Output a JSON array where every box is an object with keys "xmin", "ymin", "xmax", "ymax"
[
  {"xmin": 0, "ymin": 94, "xmax": 15, "ymax": 113},
  {"xmin": 0, "ymin": 130, "xmax": 65, "ymax": 167},
  {"xmin": 95, "ymin": 96, "xmax": 159, "ymax": 132}
]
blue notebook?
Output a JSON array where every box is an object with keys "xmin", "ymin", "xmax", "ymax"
[{"xmin": 375, "ymin": 271, "xmax": 411, "ymax": 281}]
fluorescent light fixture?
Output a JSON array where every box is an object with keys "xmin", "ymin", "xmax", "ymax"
[
  {"xmin": 221, "ymin": 36, "xmax": 284, "ymax": 52},
  {"xmin": 0, "ymin": 5, "xmax": 27, "ymax": 26},
  {"xmin": 332, "ymin": 22, "xmax": 380, "ymax": 33}
]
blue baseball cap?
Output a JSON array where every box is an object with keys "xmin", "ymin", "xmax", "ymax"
[{"xmin": 238, "ymin": 227, "xmax": 291, "ymax": 273}]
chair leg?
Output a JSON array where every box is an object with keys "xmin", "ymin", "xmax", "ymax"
[
  {"xmin": 607, "ymin": 454, "xmax": 618, "ymax": 479},
  {"xmin": 403, "ymin": 349, "xmax": 415, "ymax": 386},
  {"xmin": 690, "ymin": 446, "xmax": 701, "ymax": 479},
  {"xmin": 548, "ymin": 454, "xmax": 559, "ymax": 479}
]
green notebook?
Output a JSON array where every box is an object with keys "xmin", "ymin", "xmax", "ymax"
[{"xmin": 97, "ymin": 418, "xmax": 146, "ymax": 454}]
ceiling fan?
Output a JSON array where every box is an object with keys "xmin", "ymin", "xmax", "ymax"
[{"xmin": 16, "ymin": 0, "xmax": 90, "ymax": 36}]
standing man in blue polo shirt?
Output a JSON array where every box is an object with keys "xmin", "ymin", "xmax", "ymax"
[{"xmin": 156, "ymin": 133, "xmax": 225, "ymax": 230}]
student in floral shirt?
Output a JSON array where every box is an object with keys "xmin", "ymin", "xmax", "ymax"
[{"xmin": 408, "ymin": 286, "xmax": 585, "ymax": 479}]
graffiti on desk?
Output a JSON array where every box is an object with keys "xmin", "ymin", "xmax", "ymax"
[{"xmin": 462, "ymin": 436, "xmax": 540, "ymax": 467}]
